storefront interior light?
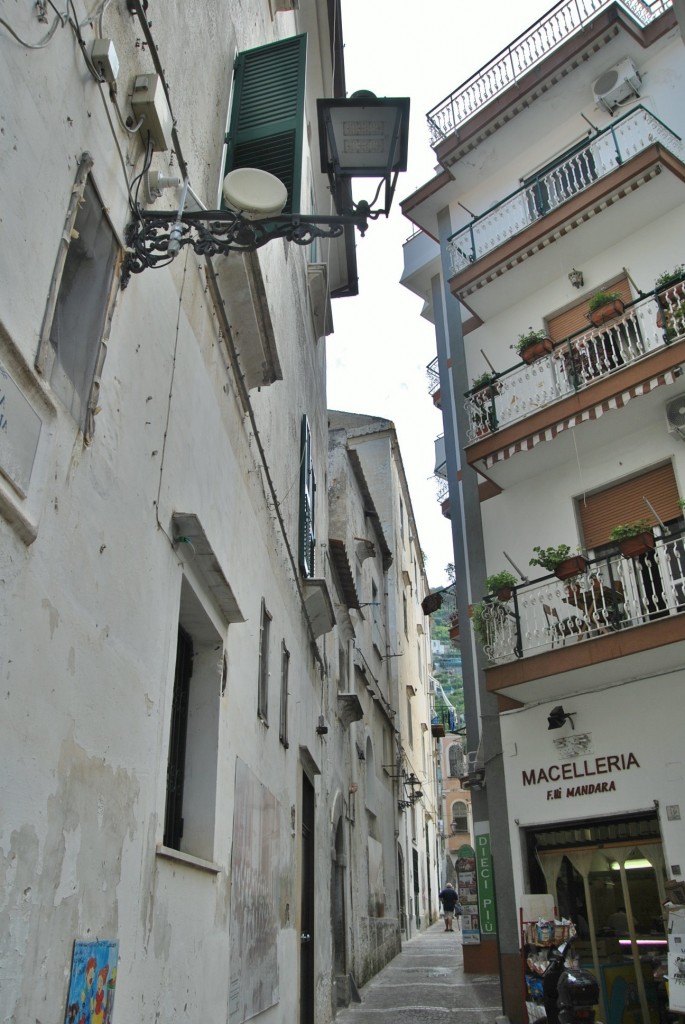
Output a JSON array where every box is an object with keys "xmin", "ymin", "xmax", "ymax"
[{"xmin": 609, "ymin": 858, "xmax": 652, "ymax": 870}]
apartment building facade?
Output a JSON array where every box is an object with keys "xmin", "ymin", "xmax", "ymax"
[
  {"xmin": 402, "ymin": 1, "xmax": 685, "ymax": 1021},
  {"xmin": 0, "ymin": 2, "xmax": 432, "ymax": 1022}
]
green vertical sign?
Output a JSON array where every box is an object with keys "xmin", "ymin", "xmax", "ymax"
[{"xmin": 476, "ymin": 832, "xmax": 497, "ymax": 934}]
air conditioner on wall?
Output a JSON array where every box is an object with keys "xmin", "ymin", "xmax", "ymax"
[
  {"xmin": 592, "ymin": 57, "xmax": 642, "ymax": 113},
  {"xmin": 666, "ymin": 393, "xmax": 685, "ymax": 439}
]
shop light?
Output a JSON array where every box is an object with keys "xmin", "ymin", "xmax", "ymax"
[
  {"xmin": 609, "ymin": 858, "xmax": 652, "ymax": 870},
  {"xmin": 618, "ymin": 939, "xmax": 667, "ymax": 946}
]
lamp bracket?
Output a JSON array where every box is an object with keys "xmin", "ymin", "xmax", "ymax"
[{"xmin": 122, "ymin": 206, "xmax": 370, "ymax": 285}]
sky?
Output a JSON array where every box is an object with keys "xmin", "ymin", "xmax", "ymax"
[{"xmin": 326, "ymin": 0, "xmax": 555, "ymax": 588}]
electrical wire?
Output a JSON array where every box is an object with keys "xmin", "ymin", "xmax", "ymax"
[{"xmin": 0, "ymin": 8, "xmax": 65, "ymax": 48}]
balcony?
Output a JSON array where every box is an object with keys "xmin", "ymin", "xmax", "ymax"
[
  {"xmin": 476, "ymin": 528, "xmax": 685, "ymax": 704},
  {"xmin": 427, "ymin": 356, "xmax": 441, "ymax": 406},
  {"xmin": 426, "ymin": 0, "xmax": 671, "ymax": 146},
  {"xmin": 464, "ymin": 286, "xmax": 685, "ymax": 445},
  {"xmin": 447, "ymin": 107, "xmax": 684, "ymax": 277}
]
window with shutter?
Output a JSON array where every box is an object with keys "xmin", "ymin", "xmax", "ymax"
[
  {"xmin": 225, "ymin": 34, "xmax": 307, "ymax": 215},
  {"xmin": 299, "ymin": 415, "xmax": 316, "ymax": 577},
  {"xmin": 547, "ymin": 276, "xmax": 632, "ymax": 343},
  {"xmin": 577, "ymin": 462, "xmax": 681, "ymax": 551}
]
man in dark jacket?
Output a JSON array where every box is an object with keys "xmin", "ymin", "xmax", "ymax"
[{"xmin": 439, "ymin": 882, "xmax": 461, "ymax": 932}]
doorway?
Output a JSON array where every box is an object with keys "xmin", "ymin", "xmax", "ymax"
[{"xmin": 300, "ymin": 773, "xmax": 315, "ymax": 1024}]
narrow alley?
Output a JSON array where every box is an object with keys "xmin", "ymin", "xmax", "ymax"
[{"xmin": 334, "ymin": 921, "xmax": 507, "ymax": 1024}]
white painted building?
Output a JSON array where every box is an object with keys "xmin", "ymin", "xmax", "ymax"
[
  {"xmin": 401, "ymin": 1, "xmax": 685, "ymax": 1021},
  {"xmin": 0, "ymin": 2, "xmax": 433, "ymax": 1023}
]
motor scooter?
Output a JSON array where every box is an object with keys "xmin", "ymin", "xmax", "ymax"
[{"xmin": 537, "ymin": 937, "xmax": 600, "ymax": 1024}]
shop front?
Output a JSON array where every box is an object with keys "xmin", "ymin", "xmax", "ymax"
[{"xmin": 499, "ymin": 678, "xmax": 684, "ymax": 1024}]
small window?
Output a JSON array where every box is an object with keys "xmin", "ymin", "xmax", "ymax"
[
  {"xmin": 279, "ymin": 640, "xmax": 290, "ymax": 748},
  {"xmin": 448, "ymin": 744, "xmax": 464, "ymax": 778},
  {"xmin": 451, "ymin": 800, "xmax": 468, "ymax": 834},
  {"xmin": 37, "ymin": 154, "xmax": 119, "ymax": 439},
  {"xmin": 164, "ymin": 580, "xmax": 222, "ymax": 860},
  {"xmin": 258, "ymin": 598, "xmax": 272, "ymax": 723}
]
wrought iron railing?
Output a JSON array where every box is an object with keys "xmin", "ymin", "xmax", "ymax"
[
  {"xmin": 464, "ymin": 285, "xmax": 685, "ymax": 442},
  {"xmin": 427, "ymin": 356, "xmax": 440, "ymax": 396},
  {"xmin": 427, "ymin": 0, "xmax": 671, "ymax": 145},
  {"xmin": 474, "ymin": 527, "xmax": 685, "ymax": 664},
  {"xmin": 447, "ymin": 107, "xmax": 683, "ymax": 275}
]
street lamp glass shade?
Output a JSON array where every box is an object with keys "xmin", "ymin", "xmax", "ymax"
[{"xmin": 317, "ymin": 95, "xmax": 410, "ymax": 178}]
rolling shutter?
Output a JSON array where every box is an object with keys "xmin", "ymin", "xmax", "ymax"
[
  {"xmin": 577, "ymin": 463, "xmax": 681, "ymax": 550},
  {"xmin": 547, "ymin": 276, "xmax": 632, "ymax": 343},
  {"xmin": 225, "ymin": 34, "xmax": 307, "ymax": 214}
]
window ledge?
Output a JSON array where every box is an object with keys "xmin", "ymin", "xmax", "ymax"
[{"xmin": 156, "ymin": 844, "xmax": 222, "ymax": 874}]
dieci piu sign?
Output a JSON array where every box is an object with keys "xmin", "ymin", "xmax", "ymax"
[{"xmin": 522, "ymin": 752, "xmax": 640, "ymax": 802}]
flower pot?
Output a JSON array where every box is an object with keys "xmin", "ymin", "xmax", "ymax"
[
  {"xmin": 449, "ymin": 624, "xmax": 460, "ymax": 641},
  {"xmin": 589, "ymin": 298, "xmax": 624, "ymax": 327},
  {"xmin": 554, "ymin": 555, "xmax": 588, "ymax": 581},
  {"xmin": 495, "ymin": 586, "xmax": 513, "ymax": 601},
  {"xmin": 520, "ymin": 338, "xmax": 553, "ymax": 364},
  {"xmin": 618, "ymin": 532, "xmax": 655, "ymax": 558}
]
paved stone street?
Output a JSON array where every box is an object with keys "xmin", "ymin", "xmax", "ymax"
[{"xmin": 335, "ymin": 921, "xmax": 506, "ymax": 1024}]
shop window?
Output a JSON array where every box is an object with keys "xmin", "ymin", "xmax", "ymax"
[
  {"xmin": 164, "ymin": 579, "xmax": 222, "ymax": 861},
  {"xmin": 224, "ymin": 34, "xmax": 307, "ymax": 215},
  {"xmin": 37, "ymin": 154, "xmax": 119, "ymax": 440},
  {"xmin": 258, "ymin": 598, "xmax": 272, "ymax": 723}
]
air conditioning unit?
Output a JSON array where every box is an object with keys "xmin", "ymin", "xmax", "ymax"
[
  {"xmin": 666, "ymin": 393, "xmax": 685, "ymax": 438},
  {"xmin": 592, "ymin": 57, "xmax": 642, "ymax": 113}
]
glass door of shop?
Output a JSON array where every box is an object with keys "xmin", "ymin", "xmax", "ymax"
[{"xmin": 525, "ymin": 812, "xmax": 668, "ymax": 1024}]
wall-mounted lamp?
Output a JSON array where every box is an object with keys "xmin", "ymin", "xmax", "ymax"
[
  {"xmin": 403, "ymin": 772, "xmax": 423, "ymax": 804},
  {"xmin": 547, "ymin": 705, "xmax": 576, "ymax": 730},
  {"xmin": 568, "ymin": 268, "xmax": 584, "ymax": 289},
  {"xmin": 123, "ymin": 92, "xmax": 410, "ymax": 283}
]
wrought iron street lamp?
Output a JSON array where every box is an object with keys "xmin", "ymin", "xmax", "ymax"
[{"xmin": 122, "ymin": 92, "xmax": 410, "ymax": 285}]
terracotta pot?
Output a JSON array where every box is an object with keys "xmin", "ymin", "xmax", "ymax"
[
  {"xmin": 520, "ymin": 338, "xmax": 553, "ymax": 364},
  {"xmin": 589, "ymin": 298, "xmax": 624, "ymax": 327},
  {"xmin": 449, "ymin": 624, "xmax": 460, "ymax": 641},
  {"xmin": 554, "ymin": 555, "xmax": 588, "ymax": 581},
  {"xmin": 495, "ymin": 586, "xmax": 513, "ymax": 601},
  {"xmin": 618, "ymin": 532, "xmax": 655, "ymax": 558}
]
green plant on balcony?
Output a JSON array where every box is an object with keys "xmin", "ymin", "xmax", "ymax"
[
  {"xmin": 469, "ymin": 601, "xmax": 489, "ymax": 648},
  {"xmin": 609, "ymin": 518, "xmax": 654, "ymax": 558},
  {"xmin": 514, "ymin": 328, "xmax": 553, "ymax": 364},
  {"xmin": 587, "ymin": 290, "xmax": 624, "ymax": 327},
  {"xmin": 471, "ymin": 371, "xmax": 498, "ymax": 392},
  {"xmin": 608, "ymin": 518, "xmax": 653, "ymax": 541},
  {"xmin": 530, "ymin": 544, "xmax": 588, "ymax": 581},
  {"xmin": 485, "ymin": 570, "xmax": 518, "ymax": 601},
  {"xmin": 655, "ymin": 266, "xmax": 685, "ymax": 290},
  {"xmin": 664, "ymin": 301, "xmax": 685, "ymax": 340}
]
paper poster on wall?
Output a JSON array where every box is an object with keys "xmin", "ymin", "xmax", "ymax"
[
  {"xmin": 64, "ymin": 939, "xmax": 119, "ymax": 1024},
  {"xmin": 668, "ymin": 908, "xmax": 685, "ymax": 1013},
  {"xmin": 455, "ymin": 844, "xmax": 480, "ymax": 945}
]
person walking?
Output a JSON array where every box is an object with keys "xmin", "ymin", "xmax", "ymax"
[{"xmin": 439, "ymin": 882, "xmax": 461, "ymax": 932}]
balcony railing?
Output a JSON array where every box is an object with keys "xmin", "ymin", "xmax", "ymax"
[
  {"xmin": 464, "ymin": 285, "xmax": 685, "ymax": 443},
  {"xmin": 447, "ymin": 107, "xmax": 683, "ymax": 276},
  {"xmin": 426, "ymin": 0, "xmax": 671, "ymax": 145},
  {"xmin": 475, "ymin": 527, "xmax": 685, "ymax": 665},
  {"xmin": 427, "ymin": 356, "xmax": 440, "ymax": 396}
]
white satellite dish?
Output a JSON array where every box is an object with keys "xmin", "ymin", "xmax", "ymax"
[{"xmin": 222, "ymin": 168, "xmax": 288, "ymax": 220}]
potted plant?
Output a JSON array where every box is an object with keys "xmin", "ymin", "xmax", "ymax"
[
  {"xmin": 449, "ymin": 613, "xmax": 460, "ymax": 641},
  {"xmin": 469, "ymin": 372, "xmax": 500, "ymax": 437},
  {"xmin": 609, "ymin": 518, "xmax": 655, "ymax": 558},
  {"xmin": 587, "ymin": 290, "xmax": 624, "ymax": 327},
  {"xmin": 656, "ymin": 268, "xmax": 685, "ymax": 327},
  {"xmin": 514, "ymin": 328, "xmax": 553, "ymax": 365},
  {"xmin": 485, "ymin": 570, "xmax": 518, "ymax": 602},
  {"xmin": 655, "ymin": 266, "xmax": 685, "ymax": 293},
  {"xmin": 529, "ymin": 544, "xmax": 588, "ymax": 581},
  {"xmin": 469, "ymin": 601, "xmax": 490, "ymax": 649}
]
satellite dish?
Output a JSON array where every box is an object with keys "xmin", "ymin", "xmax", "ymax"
[{"xmin": 222, "ymin": 168, "xmax": 288, "ymax": 220}]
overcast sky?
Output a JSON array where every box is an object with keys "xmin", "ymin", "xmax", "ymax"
[{"xmin": 326, "ymin": 0, "xmax": 554, "ymax": 587}]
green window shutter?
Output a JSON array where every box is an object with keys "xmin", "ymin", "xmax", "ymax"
[
  {"xmin": 299, "ymin": 414, "xmax": 316, "ymax": 578},
  {"xmin": 225, "ymin": 34, "xmax": 307, "ymax": 215}
]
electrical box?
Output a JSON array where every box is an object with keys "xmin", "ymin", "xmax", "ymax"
[
  {"xmin": 91, "ymin": 38, "xmax": 119, "ymax": 83},
  {"xmin": 131, "ymin": 73, "xmax": 173, "ymax": 152}
]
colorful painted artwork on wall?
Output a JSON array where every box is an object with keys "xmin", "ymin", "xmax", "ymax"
[{"xmin": 64, "ymin": 939, "xmax": 119, "ymax": 1024}]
